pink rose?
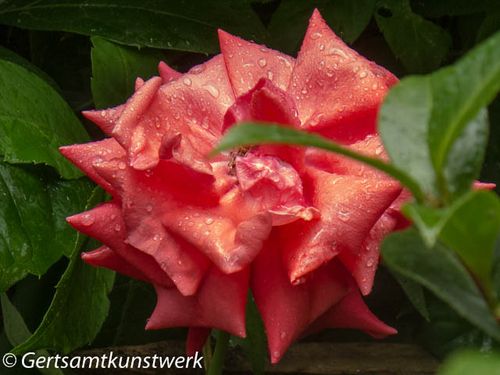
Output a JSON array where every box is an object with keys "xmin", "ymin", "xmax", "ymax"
[{"xmin": 61, "ymin": 10, "xmax": 404, "ymax": 363}]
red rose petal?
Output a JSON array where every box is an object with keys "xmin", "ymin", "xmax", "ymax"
[
  {"xmin": 218, "ymin": 30, "xmax": 294, "ymax": 96},
  {"xmin": 308, "ymin": 289, "xmax": 397, "ymax": 339},
  {"xmin": 186, "ymin": 327, "xmax": 211, "ymax": 356},
  {"xmin": 67, "ymin": 202, "xmax": 172, "ymax": 288},
  {"xmin": 59, "ymin": 138, "xmax": 126, "ymax": 198},
  {"xmin": 82, "ymin": 106, "xmax": 125, "ymax": 135},
  {"xmin": 251, "ymin": 236, "xmax": 349, "ymax": 363},
  {"xmin": 147, "ymin": 267, "xmax": 249, "ymax": 338},
  {"xmin": 281, "ymin": 172, "xmax": 401, "ymax": 284},
  {"xmin": 82, "ymin": 246, "xmax": 149, "ymax": 282},
  {"xmin": 288, "ymin": 10, "xmax": 397, "ymax": 142},
  {"xmin": 158, "ymin": 61, "xmax": 181, "ymax": 83}
]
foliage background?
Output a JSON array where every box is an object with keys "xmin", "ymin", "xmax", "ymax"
[{"xmin": 0, "ymin": 0, "xmax": 499, "ymax": 373}]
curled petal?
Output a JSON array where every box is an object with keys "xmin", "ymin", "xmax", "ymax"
[
  {"xmin": 158, "ymin": 61, "xmax": 181, "ymax": 83},
  {"xmin": 82, "ymin": 246, "xmax": 149, "ymax": 282},
  {"xmin": 83, "ymin": 106, "xmax": 125, "ymax": 135}
]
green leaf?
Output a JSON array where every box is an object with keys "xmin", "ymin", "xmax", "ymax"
[
  {"xmin": 91, "ymin": 37, "xmax": 165, "ymax": 108},
  {"xmin": 437, "ymin": 350, "xmax": 500, "ymax": 375},
  {"xmin": 403, "ymin": 191, "xmax": 500, "ymax": 294},
  {"xmin": 0, "ymin": 0, "xmax": 267, "ymax": 54},
  {"xmin": 375, "ymin": 0, "xmax": 452, "ymax": 73},
  {"xmin": 477, "ymin": 11, "xmax": 500, "ymax": 43},
  {"xmin": 214, "ymin": 122, "xmax": 425, "ymax": 201},
  {"xmin": 1, "ymin": 293, "xmax": 64, "ymax": 375},
  {"xmin": 381, "ymin": 229, "xmax": 500, "ymax": 341},
  {"xmin": 0, "ymin": 54, "xmax": 89, "ymax": 179},
  {"xmin": 0, "ymin": 163, "xmax": 95, "ymax": 291},
  {"xmin": 493, "ymin": 235, "xmax": 500, "ymax": 303},
  {"xmin": 268, "ymin": 0, "xmax": 375, "ymax": 53},
  {"xmin": 379, "ymin": 29, "xmax": 500, "ymax": 202},
  {"xmin": 12, "ymin": 188, "xmax": 116, "ymax": 355},
  {"xmin": 392, "ymin": 272, "xmax": 430, "ymax": 321},
  {"xmin": 413, "ymin": 1, "xmax": 500, "ymax": 17}
]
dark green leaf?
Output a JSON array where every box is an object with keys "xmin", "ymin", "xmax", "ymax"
[
  {"xmin": 0, "ymin": 163, "xmax": 95, "ymax": 291},
  {"xmin": 0, "ymin": 54, "xmax": 89, "ymax": 178},
  {"xmin": 91, "ymin": 37, "xmax": 165, "ymax": 108},
  {"xmin": 379, "ymin": 30, "xmax": 500, "ymax": 202},
  {"xmin": 12, "ymin": 188, "xmax": 115, "ymax": 355},
  {"xmin": 268, "ymin": 0, "xmax": 375, "ymax": 53},
  {"xmin": 437, "ymin": 350, "xmax": 500, "ymax": 375},
  {"xmin": 477, "ymin": 11, "xmax": 500, "ymax": 43},
  {"xmin": 0, "ymin": 0, "xmax": 267, "ymax": 54},
  {"xmin": 1, "ymin": 293, "xmax": 64, "ymax": 375},
  {"xmin": 214, "ymin": 122, "xmax": 425, "ymax": 201},
  {"xmin": 392, "ymin": 272, "xmax": 430, "ymax": 321},
  {"xmin": 375, "ymin": 0, "xmax": 452, "ymax": 73},
  {"xmin": 382, "ymin": 229, "xmax": 500, "ymax": 341},
  {"xmin": 412, "ymin": 0, "xmax": 500, "ymax": 17},
  {"xmin": 493, "ymin": 235, "xmax": 500, "ymax": 302}
]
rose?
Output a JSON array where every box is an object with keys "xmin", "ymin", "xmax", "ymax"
[{"xmin": 61, "ymin": 10, "xmax": 405, "ymax": 363}]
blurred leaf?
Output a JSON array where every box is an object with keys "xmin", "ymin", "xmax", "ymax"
[
  {"xmin": 477, "ymin": 11, "xmax": 500, "ymax": 43},
  {"xmin": 1, "ymin": 293, "xmax": 64, "ymax": 375},
  {"xmin": 0, "ymin": 52, "xmax": 89, "ymax": 178},
  {"xmin": 419, "ymin": 296, "xmax": 498, "ymax": 359},
  {"xmin": 0, "ymin": 164, "xmax": 94, "ymax": 291},
  {"xmin": 0, "ymin": 0, "xmax": 267, "ymax": 54},
  {"xmin": 375, "ymin": 0, "xmax": 452, "ymax": 73},
  {"xmin": 215, "ymin": 122, "xmax": 424, "ymax": 201},
  {"xmin": 91, "ymin": 37, "xmax": 164, "ymax": 108},
  {"xmin": 382, "ymin": 229, "xmax": 500, "ymax": 341},
  {"xmin": 268, "ymin": 0, "xmax": 375, "ymax": 53},
  {"xmin": 379, "ymin": 30, "xmax": 500, "ymax": 202},
  {"xmin": 437, "ymin": 350, "xmax": 500, "ymax": 375},
  {"xmin": 492, "ymin": 235, "xmax": 500, "ymax": 302},
  {"xmin": 412, "ymin": 0, "xmax": 500, "ymax": 17},
  {"xmin": 392, "ymin": 272, "xmax": 430, "ymax": 321},
  {"xmin": 12, "ymin": 188, "xmax": 115, "ymax": 355}
]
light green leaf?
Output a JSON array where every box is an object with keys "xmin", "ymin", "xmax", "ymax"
[
  {"xmin": 382, "ymin": 229, "xmax": 500, "ymax": 341},
  {"xmin": 214, "ymin": 122, "xmax": 425, "ymax": 201},
  {"xmin": 437, "ymin": 350, "xmax": 500, "ymax": 375}
]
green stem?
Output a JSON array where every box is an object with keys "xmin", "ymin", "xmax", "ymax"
[{"xmin": 207, "ymin": 330, "xmax": 230, "ymax": 375}]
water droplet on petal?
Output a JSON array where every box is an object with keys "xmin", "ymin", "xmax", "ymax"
[
  {"xmin": 266, "ymin": 70, "xmax": 274, "ymax": 80},
  {"xmin": 118, "ymin": 161, "xmax": 126, "ymax": 170},
  {"xmin": 337, "ymin": 209, "xmax": 350, "ymax": 222},
  {"xmin": 205, "ymin": 218, "xmax": 214, "ymax": 225},
  {"xmin": 81, "ymin": 214, "xmax": 95, "ymax": 226},
  {"xmin": 183, "ymin": 77, "xmax": 192, "ymax": 86},
  {"xmin": 146, "ymin": 204, "xmax": 153, "ymax": 212},
  {"xmin": 375, "ymin": 145, "xmax": 384, "ymax": 155},
  {"xmin": 258, "ymin": 58, "xmax": 267, "ymax": 68},
  {"xmin": 203, "ymin": 84, "xmax": 219, "ymax": 98},
  {"xmin": 311, "ymin": 32, "xmax": 322, "ymax": 40},
  {"xmin": 153, "ymin": 234, "xmax": 161, "ymax": 241},
  {"xmin": 359, "ymin": 71, "xmax": 368, "ymax": 79},
  {"xmin": 367, "ymin": 258, "xmax": 375, "ymax": 267},
  {"xmin": 114, "ymin": 224, "xmax": 121, "ymax": 232}
]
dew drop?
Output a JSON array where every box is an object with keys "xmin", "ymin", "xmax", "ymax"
[
  {"xmin": 311, "ymin": 32, "xmax": 322, "ymax": 40},
  {"xmin": 114, "ymin": 224, "xmax": 121, "ymax": 232},
  {"xmin": 280, "ymin": 332, "xmax": 287, "ymax": 340},
  {"xmin": 81, "ymin": 214, "xmax": 95, "ymax": 226},
  {"xmin": 375, "ymin": 145, "xmax": 384, "ymax": 156},
  {"xmin": 319, "ymin": 44, "xmax": 325, "ymax": 51},
  {"xmin": 205, "ymin": 218, "xmax": 214, "ymax": 225},
  {"xmin": 146, "ymin": 204, "xmax": 153, "ymax": 212},
  {"xmin": 183, "ymin": 77, "xmax": 192, "ymax": 86},
  {"xmin": 258, "ymin": 58, "xmax": 267, "ymax": 68},
  {"xmin": 118, "ymin": 161, "xmax": 126, "ymax": 170},
  {"xmin": 337, "ymin": 209, "xmax": 350, "ymax": 222},
  {"xmin": 203, "ymin": 84, "xmax": 220, "ymax": 98},
  {"xmin": 153, "ymin": 234, "xmax": 161, "ymax": 241},
  {"xmin": 359, "ymin": 71, "xmax": 368, "ymax": 79},
  {"xmin": 366, "ymin": 258, "xmax": 375, "ymax": 267},
  {"xmin": 266, "ymin": 70, "xmax": 274, "ymax": 80}
]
